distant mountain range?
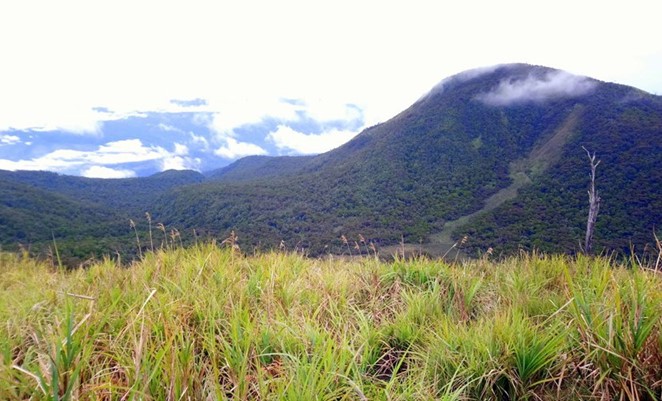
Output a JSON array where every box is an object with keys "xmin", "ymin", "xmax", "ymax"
[{"xmin": 1, "ymin": 64, "xmax": 660, "ymax": 264}]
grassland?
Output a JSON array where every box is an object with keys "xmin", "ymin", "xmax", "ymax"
[{"xmin": 1, "ymin": 244, "xmax": 661, "ymax": 400}]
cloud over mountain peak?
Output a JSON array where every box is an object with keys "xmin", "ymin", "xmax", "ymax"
[{"xmin": 476, "ymin": 70, "xmax": 597, "ymax": 106}]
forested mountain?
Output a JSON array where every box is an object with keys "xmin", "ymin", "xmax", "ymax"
[
  {"xmin": 153, "ymin": 64, "xmax": 661, "ymax": 256},
  {"xmin": 1, "ymin": 64, "xmax": 661, "ymax": 263}
]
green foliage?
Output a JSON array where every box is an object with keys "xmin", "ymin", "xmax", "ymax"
[
  {"xmin": 566, "ymin": 260, "xmax": 662, "ymax": 399},
  {"xmin": 2, "ymin": 247, "xmax": 662, "ymax": 399},
  {"xmin": 456, "ymin": 88, "xmax": 662, "ymax": 258}
]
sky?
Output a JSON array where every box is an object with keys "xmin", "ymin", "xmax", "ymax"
[{"xmin": 1, "ymin": 0, "xmax": 661, "ymax": 178}]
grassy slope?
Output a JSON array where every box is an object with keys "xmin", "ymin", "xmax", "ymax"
[{"xmin": 1, "ymin": 246, "xmax": 661, "ymax": 400}]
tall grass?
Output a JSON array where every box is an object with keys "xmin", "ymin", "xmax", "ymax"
[{"xmin": 1, "ymin": 246, "xmax": 661, "ymax": 400}]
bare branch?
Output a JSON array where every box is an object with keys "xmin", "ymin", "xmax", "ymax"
[{"xmin": 582, "ymin": 147, "xmax": 601, "ymax": 255}]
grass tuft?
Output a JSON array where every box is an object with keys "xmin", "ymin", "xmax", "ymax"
[{"xmin": 1, "ymin": 245, "xmax": 661, "ymax": 400}]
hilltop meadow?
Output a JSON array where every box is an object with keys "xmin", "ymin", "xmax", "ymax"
[{"xmin": 1, "ymin": 241, "xmax": 661, "ymax": 400}]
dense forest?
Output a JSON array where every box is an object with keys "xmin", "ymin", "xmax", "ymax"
[{"xmin": 454, "ymin": 86, "xmax": 662, "ymax": 257}]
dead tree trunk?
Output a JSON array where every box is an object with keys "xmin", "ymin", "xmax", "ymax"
[{"xmin": 582, "ymin": 147, "xmax": 601, "ymax": 255}]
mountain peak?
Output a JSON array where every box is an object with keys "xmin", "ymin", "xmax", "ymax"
[{"xmin": 422, "ymin": 63, "xmax": 597, "ymax": 106}]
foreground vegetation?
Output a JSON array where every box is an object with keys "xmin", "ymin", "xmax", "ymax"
[{"xmin": 1, "ymin": 244, "xmax": 661, "ymax": 400}]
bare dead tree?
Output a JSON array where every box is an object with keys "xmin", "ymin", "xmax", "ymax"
[{"xmin": 582, "ymin": 147, "xmax": 601, "ymax": 254}]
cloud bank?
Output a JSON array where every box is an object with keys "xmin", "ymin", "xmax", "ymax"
[
  {"xmin": 214, "ymin": 138, "xmax": 268, "ymax": 159},
  {"xmin": 267, "ymin": 125, "xmax": 356, "ymax": 155},
  {"xmin": 477, "ymin": 71, "xmax": 597, "ymax": 106},
  {"xmin": 0, "ymin": 139, "xmax": 197, "ymax": 176},
  {"xmin": 208, "ymin": 98, "xmax": 364, "ymax": 158},
  {"xmin": 0, "ymin": 98, "xmax": 365, "ymax": 176}
]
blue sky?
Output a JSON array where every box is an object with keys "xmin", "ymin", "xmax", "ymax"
[{"xmin": 1, "ymin": 0, "xmax": 661, "ymax": 177}]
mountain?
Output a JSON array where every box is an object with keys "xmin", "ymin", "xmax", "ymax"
[
  {"xmin": 1, "ymin": 64, "xmax": 661, "ymax": 263},
  {"xmin": 153, "ymin": 64, "xmax": 661, "ymax": 257}
]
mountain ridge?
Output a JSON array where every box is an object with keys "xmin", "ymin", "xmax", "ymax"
[{"xmin": 1, "ymin": 63, "xmax": 660, "ymax": 263}]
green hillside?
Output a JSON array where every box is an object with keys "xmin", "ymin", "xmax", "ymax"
[
  {"xmin": 0, "ymin": 178, "xmax": 132, "ymax": 263},
  {"xmin": 206, "ymin": 155, "xmax": 314, "ymax": 182},
  {"xmin": 453, "ymin": 85, "xmax": 662, "ymax": 256},
  {"xmin": 0, "ymin": 169, "xmax": 204, "ymax": 212},
  {"xmin": 0, "ymin": 170, "xmax": 205, "ymax": 264}
]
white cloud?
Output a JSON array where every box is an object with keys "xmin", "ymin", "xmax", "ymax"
[
  {"xmin": 170, "ymin": 98, "xmax": 207, "ymax": 107},
  {"xmin": 90, "ymin": 139, "xmax": 169, "ymax": 164},
  {"xmin": 0, "ymin": 104, "xmax": 103, "ymax": 134},
  {"xmin": 82, "ymin": 166, "xmax": 136, "ymax": 179},
  {"xmin": 267, "ymin": 125, "xmax": 357, "ymax": 155},
  {"xmin": 0, "ymin": 0, "xmax": 661, "ymax": 162},
  {"xmin": 299, "ymin": 100, "xmax": 363, "ymax": 123},
  {"xmin": 0, "ymin": 139, "xmax": 182, "ymax": 173},
  {"xmin": 158, "ymin": 123, "xmax": 184, "ymax": 133},
  {"xmin": 189, "ymin": 132, "xmax": 209, "ymax": 150},
  {"xmin": 0, "ymin": 102, "xmax": 150, "ymax": 135},
  {"xmin": 204, "ymin": 97, "xmax": 364, "ymax": 155},
  {"xmin": 476, "ymin": 71, "xmax": 597, "ymax": 106},
  {"xmin": 214, "ymin": 138, "xmax": 267, "ymax": 159},
  {"xmin": 1, "ymin": 134, "xmax": 21, "ymax": 145},
  {"xmin": 208, "ymin": 98, "xmax": 300, "ymax": 140},
  {"xmin": 173, "ymin": 143, "xmax": 189, "ymax": 156},
  {"xmin": 160, "ymin": 143, "xmax": 199, "ymax": 171},
  {"xmin": 161, "ymin": 156, "xmax": 200, "ymax": 171}
]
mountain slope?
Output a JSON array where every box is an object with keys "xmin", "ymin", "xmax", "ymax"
[
  {"xmin": 206, "ymin": 155, "xmax": 314, "ymax": 182},
  {"xmin": 454, "ymin": 88, "xmax": 662, "ymax": 255},
  {"xmin": 154, "ymin": 64, "xmax": 662, "ymax": 256},
  {"xmin": 0, "ymin": 169, "xmax": 205, "ymax": 212},
  {"xmin": 0, "ymin": 178, "xmax": 131, "ymax": 264},
  {"xmin": 1, "ymin": 63, "xmax": 660, "ymax": 261},
  {"xmin": 0, "ymin": 169, "xmax": 205, "ymax": 264}
]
